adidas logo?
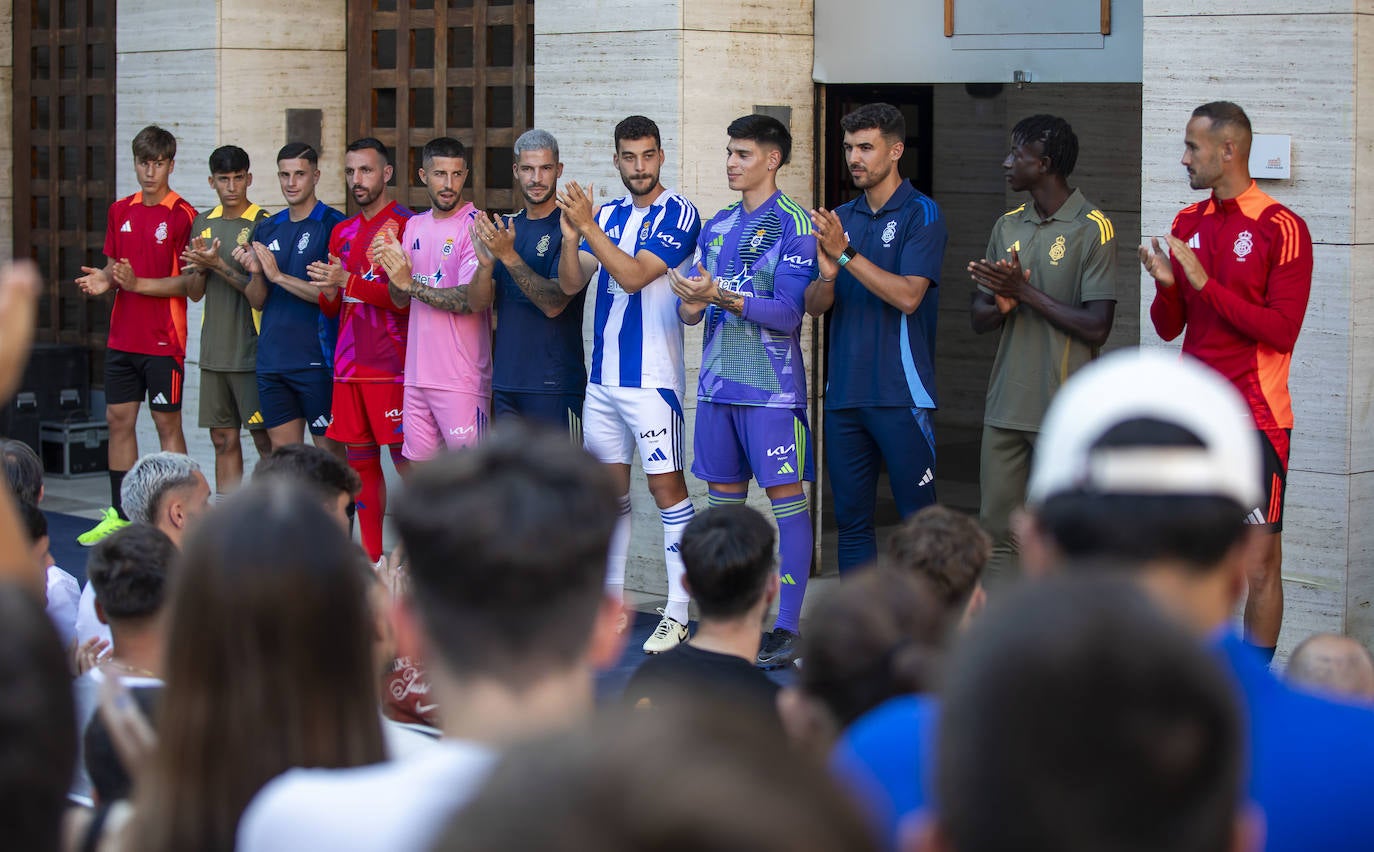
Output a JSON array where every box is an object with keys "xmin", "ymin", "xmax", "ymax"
[
  {"xmin": 267, "ymin": 239, "xmax": 281, "ymax": 251},
  {"xmin": 780, "ymin": 573, "xmax": 797, "ymax": 586},
  {"xmin": 1188, "ymin": 234, "xmax": 1201, "ymax": 249},
  {"xmin": 666, "ymin": 543, "xmax": 680, "ymax": 553},
  {"xmin": 607, "ymin": 226, "xmax": 621, "ymax": 239},
  {"xmin": 1244, "ymin": 508, "xmax": 1266, "ymax": 525},
  {"xmin": 151, "ymin": 392, "xmax": 168, "ymax": 405},
  {"xmin": 776, "ymin": 461, "xmax": 795, "ymax": 475},
  {"xmin": 247, "ymin": 411, "xmax": 263, "ymax": 425},
  {"xmin": 311, "ymin": 415, "xmax": 332, "ymax": 429},
  {"xmin": 120, "ymin": 221, "xmax": 132, "ymax": 232},
  {"xmin": 918, "ymin": 468, "xmax": 934, "ymax": 487},
  {"xmin": 647, "ymin": 448, "xmax": 668, "ymax": 463}
]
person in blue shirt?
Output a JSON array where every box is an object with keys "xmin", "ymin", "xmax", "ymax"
[
  {"xmin": 477, "ymin": 129, "xmax": 586, "ymax": 435},
  {"xmin": 240, "ymin": 142, "xmax": 346, "ymax": 452},
  {"xmin": 806, "ymin": 103, "xmax": 947, "ymax": 574},
  {"xmin": 834, "ymin": 350, "xmax": 1374, "ymax": 852},
  {"xmin": 669, "ymin": 113, "xmax": 816, "ymax": 668}
]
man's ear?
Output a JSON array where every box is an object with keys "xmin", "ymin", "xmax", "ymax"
[
  {"xmin": 587, "ymin": 595, "xmax": 629, "ymax": 671},
  {"xmin": 1011, "ymin": 508, "xmax": 1057, "ymax": 579},
  {"xmin": 902, "ymin": 811, "xmax": 955, "ymax": 852},
  {"xmin": 777, "ymin": 686, "xmax": 836, "ymax": 749},
  {"xmin": 389, "ymin": 595, "xmax": 428, "ymax": 662},
  {"xmin": 95, "ymin": 599, "xmax": 109, "ymax": 626},
  {"xmin": 960, "ymin": 582, "xmax": 986, "ymax": 630},
  {"xmin": 764, "ymin": 572, "xmax": 780, "ymax": 606}
]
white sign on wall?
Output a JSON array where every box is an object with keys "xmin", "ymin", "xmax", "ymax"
[{"xmin": 1249, "ymin": 134, "xmax": 1291, "ymax": 180}]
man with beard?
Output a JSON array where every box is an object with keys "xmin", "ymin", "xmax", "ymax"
[
  {"xmin": 307, "ymin": 138, "xmax": 413, "ymax": 562},
  {"xmin": 373, "ymin": 136, "xmax": 492, "ymax": 460},
  {"xmin": 1140, "ymin": 101, "xmax": 1313, "ymax": 664},
  {"xmin": 478, "ymin": 129, "xmax": 586, "ymax": 434},
  {"xmin": 557, "ymin": 115, "xmax": 701, "ymax": 654},
  {"xmin": 806, "ymin": 103, "xmax": 948, "ymax": 576},
  {"xmin": 967, "ymin": 114, "xmax": 1117, "ymax": 585}
]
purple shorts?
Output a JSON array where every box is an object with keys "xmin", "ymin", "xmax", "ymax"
[{"xmin": 691, "ymin": 401, "xmax": 814, "ymax": 487}]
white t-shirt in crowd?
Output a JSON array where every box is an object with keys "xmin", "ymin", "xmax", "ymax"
[
  {"xmin": 75, "ymin": 582, "xmax": 113, "ymax": 646},
  {"xmin": 237, "ymin": 739, "xmax": 495, "ymax": 852}
]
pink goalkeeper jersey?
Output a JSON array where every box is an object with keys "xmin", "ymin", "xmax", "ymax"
[{"xmin": 402, "ymin": 204, "xmax": 492, "ymax": 394}]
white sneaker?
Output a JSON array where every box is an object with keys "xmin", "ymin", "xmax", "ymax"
[{"xmin": 642, "ymin": 607, "xmax": 688, "ymax": 654}]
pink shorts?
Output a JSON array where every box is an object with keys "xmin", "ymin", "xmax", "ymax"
[{"xmin": 401, "ymin": 386, "xmax": 490, "ymax": 461}]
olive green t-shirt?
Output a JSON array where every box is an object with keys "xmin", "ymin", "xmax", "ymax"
[
  {"xmin": 193, "ymin": 204, "xmax": 269, "ymax": 372},
  {"xmin": 982, "ymin": 189, "xmax": 1116, "ymax": 432}
]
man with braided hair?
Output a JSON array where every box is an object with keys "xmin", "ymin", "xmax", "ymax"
[{"xmin": 967, "ymin": 114, "xmax": 1117, "ymax": 585}]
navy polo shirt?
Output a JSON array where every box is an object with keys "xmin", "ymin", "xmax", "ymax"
[{"xmin": 826, "ymin": 180, "xmax": 947, "ymax": 410}]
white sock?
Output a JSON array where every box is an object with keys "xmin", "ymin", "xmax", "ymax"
[
  {"xmin": 661, "ymin": 497, "xmax": 695, "ymax": 624},
  {"xmin": 605, "ymin": 494, "xmax": 632, "ymax": 600}
]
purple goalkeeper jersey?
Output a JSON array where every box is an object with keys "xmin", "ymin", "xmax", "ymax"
[{"xmin": 691, "ymin": 190, "xmax": 817, "ymax": 409}]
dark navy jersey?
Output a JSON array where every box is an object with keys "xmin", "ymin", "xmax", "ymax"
[{"xmin": 254, "ymin": 202, "xmax": 346, "ymax": 374}]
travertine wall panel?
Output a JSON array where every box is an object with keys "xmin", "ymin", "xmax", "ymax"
[
  {"xmin": 219, "ymin": 47, "xmax": 348, "ymax": 210},
  {"xmin": 221, "ymin": 0, "xmax": 347, "ymax": 51},
  {"xmin": 685, "ymin": 0, "xmax": 813, "ymax": 35}
]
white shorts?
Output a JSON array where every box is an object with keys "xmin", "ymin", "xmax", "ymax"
[{"xmin": 582, "ymin": 383, "xmax": 685, "ymax": 474}]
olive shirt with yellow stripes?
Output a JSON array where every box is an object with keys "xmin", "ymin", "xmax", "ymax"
[
  {"xmin": 980, "ymin": 189, "xmax": 1117, "ymax": 432},
  {"xmin": 191, "ymin": 204, "xmax": 270, "ymax": 372}
]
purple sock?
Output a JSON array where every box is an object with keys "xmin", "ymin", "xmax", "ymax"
[{"xmin": 771, "ymin": 494, "xmax": 812, "ymax": 634}]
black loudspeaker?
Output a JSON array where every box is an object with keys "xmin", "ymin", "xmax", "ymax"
[{"xmin": 0, "ymin": 344, "xmax": 90, "ymax": 453}]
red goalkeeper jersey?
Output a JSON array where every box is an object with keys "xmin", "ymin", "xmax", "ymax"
[
  {"xmin": 321, "ymin": 201, "xmax": 414, "ymax": 383},
  {"xmin": 1150, "ymin": 181, "xmax": 1312, "ymax": 464}
]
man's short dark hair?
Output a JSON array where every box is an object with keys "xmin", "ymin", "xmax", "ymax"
[
  {"xmin": 727, "ymin": 113, "xmax": 792, "ymax": 166},
  {"xmin": 1036, "ymin": 418, "xmax": 1248, "ymax": 571},
  {"xmin": 614, "ymin": 115, "xmax": 662, "ymax": 151},
  {"xmin": 255, "ymin": 443, "xmax": 361, "ymax": 501},
  {"xmin": 86, "ymin": 523, "xmax": 177, "ymax": 622},
  {"xmin": 934, "ymin": 575, "xmax": 1243, "ymax": 852},
  {"xmin": 798, "ymin": 566, "xmax": 944, "ymax": 727},
  {"xmin": 0, "ymin": 585, "xmax": 75, "ymax": 852},
  {"xmin": 840, "ymin": 102, "xmax": 905, "ymax": 145},
  {"xmin": 1011, "ymin": 114, "xmax": 1078, "ymax": 177},
  {"xmin": 393, "ymin": 423, "xmax": 618, "ymax": 686},
  {"xmin": 346, "ymin": 137, "xmax": 391, "ymax": 165},
  {"xmin": 17, "ymin": 499, "xmax": 46, "ymax": 544},
  {"xmin": 1192, "ymin": 101, "xmax": 1252, "ymax": 137},
  {"xmin": 0, "ymin": 439, "xmax": 43, "ymax": 504},
  {"xmin": 277, "ymin": 142, "xmax": 319, "ymax": 165},
  {"xmin": 208, "ymin": 145, "xmax": 250, "ymax": 174},
  {"xmin": 884, "ymin": 505, "xmax": 988, "ymax": 616},
  {"xmin": 433, "ymin": 700, "xmax": 880, "ymax": 852},
  {"xmin": 132, "ymin": 125, "xmax": 177, "ymax": 162},
  {"xmin": 421, "ymin": 136, "xmax": 467, "ymax": 168},
  {"xmin": 680, "ymin": 505, "xmax": 775, "ymax": 620}
]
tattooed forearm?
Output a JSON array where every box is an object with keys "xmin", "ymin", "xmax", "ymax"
[
  {"xmin": 410, "ymin": 280, "xmax": 475, "ymax": 314},
  {"xmin": 215, "ymin": 265, "xmax": 253, "ymax": 293},
  {"xmin": 709, "ymin": 289, "xmax": 745, "ymax": 315},
  {"xmin": 507, "ymin": 256, "xmax": 572, "ymax": 314}
]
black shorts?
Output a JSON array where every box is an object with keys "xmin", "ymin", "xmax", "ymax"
[
  {"xmin": 1245, "ymin": 429, "xmax": 1290, "ymax": 533},
  {"xmin": 104, "ymin": 349, "xmax": 184, "ymax": 412},
  {"xmin": 492, "ymin": 389, "xmax": 585, "ymax": 440}
]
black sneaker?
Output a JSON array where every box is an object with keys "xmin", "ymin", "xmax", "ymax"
[{"xmin": 756, "ymin": 628, "xmax": 800, "ymax": 669}]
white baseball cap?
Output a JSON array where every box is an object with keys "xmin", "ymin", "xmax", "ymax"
[{"xmin": 1026, "ymin": 348, "xmax": 1263, "ymax": 508}]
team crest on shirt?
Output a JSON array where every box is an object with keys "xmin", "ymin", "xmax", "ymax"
[
  {"xmin": 1234, "ymin": 230, "xmax": 1253, "ymax": 261},
  {"xmin": 639, "ymin": 221, "xmax": 651, "ymax": 242},
  {"xmin": 1048, "ymin": 235, "xmax": 1066, "ymax": 265},
  {"xmin": 881, "ymin": 220, "xmax": 897, "ymax": 247},
  {"xmin": 750, "ymin": 228, "xmax": 766, "ymax": 250},
  {"xmin": 297, "ymin": 232, "xmax": 311, "ymax": 253},
  {"xmin": 236, "ymin": 227, "xmax": 251, "ymax": 246},
  {"xmin": 442, "ymin": 238, "xmax": 455, "ymax": 256},
  {"xmin": 154, "ymin": 222, "xmax": 168, "ymax": 244},
  {"xmin": 536, "ymin": 234, "xmax": 551, "ymax": 257}
]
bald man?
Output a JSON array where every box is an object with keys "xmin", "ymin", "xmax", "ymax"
[
  {"xmin": 1140, "ymin": 100, "xmax": 1313, "ymax": 664},
  {"xmin": 1287, "ymin": 634, "xmax": 1374, "ymax": 702}
]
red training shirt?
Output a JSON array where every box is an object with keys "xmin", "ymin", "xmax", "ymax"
[
  {"xmin": 103, "ymin": 191, "xmax": 198, "ymax": 359},
  {"xmin": 1150, "ymin": 181, "xmax": 1313, "ymax": 465}
]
